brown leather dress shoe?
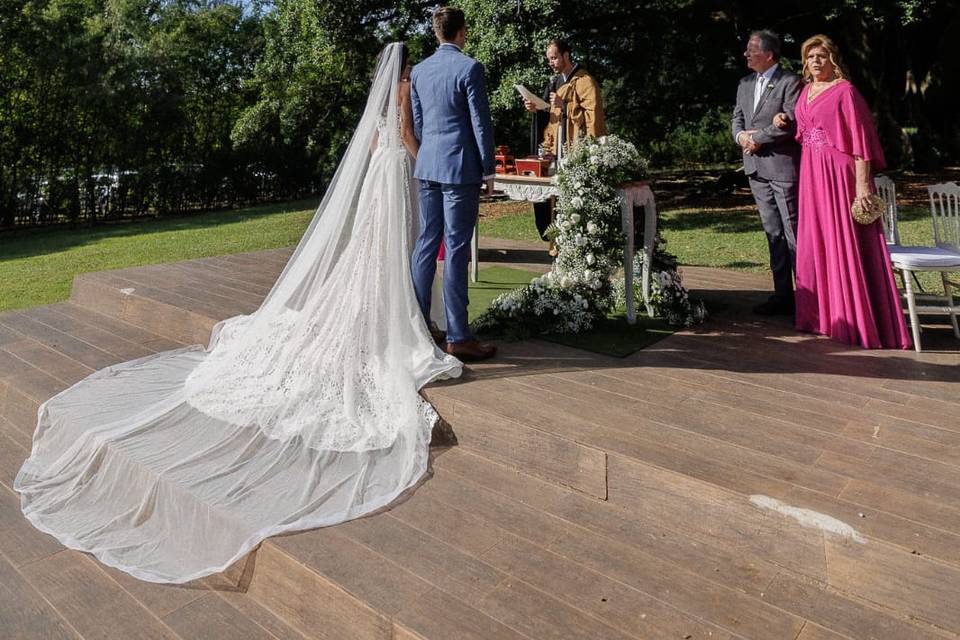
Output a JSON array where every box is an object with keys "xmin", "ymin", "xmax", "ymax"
[{"xmin": 444, "ymin": 339, "xmax": 497, "ymax": 362}]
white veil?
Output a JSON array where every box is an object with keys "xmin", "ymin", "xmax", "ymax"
[{"xmin": 15, "ymin": 43, "xmax": 462, "ymax": 584}]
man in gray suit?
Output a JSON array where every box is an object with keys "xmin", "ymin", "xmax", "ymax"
[{"xmin": 732, "ymin": 30, "xmax": 802, "ymax": 315}]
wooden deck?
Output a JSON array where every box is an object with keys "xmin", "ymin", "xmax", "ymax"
[{"xmin": 2, "ymin": 238, "xmax": 960, "ymax": 640}]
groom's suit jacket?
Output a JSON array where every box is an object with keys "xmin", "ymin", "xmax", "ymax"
[
  {"xmin": 732, "ymin": 66, "xmax": 802, "ymax": 182},
  {"xmin": 411, "ymin": 43, "xmax": 495, "ymax": 185}
]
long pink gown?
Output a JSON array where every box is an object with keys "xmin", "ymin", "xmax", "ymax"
[{"xmin": 794, "ymin": 80, "xmax": 911, "ymax": 349}]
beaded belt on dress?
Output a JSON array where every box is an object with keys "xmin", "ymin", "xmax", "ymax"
[{"xmin": 801, "ymin": 127, "xmax": 829, "ymax": 148}]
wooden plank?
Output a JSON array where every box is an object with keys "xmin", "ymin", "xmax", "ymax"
[
  {"xmin": 28, "ymin": 305, "xmax": 158, "ymax": 362},
  {"xmin": 0, "ymin": 312, "xmax": 118, "ymax": 371},
  {"xmin": 0, "ymin": 413, "xmax": 31, "ymax": 450},
  {"xmin": 0, "ymin": 322, "xmax": 27, "ymax": 348},
  {"xmin": 197, "ymin": 257, "xmax": 284, "ymax": 289},
  {"xmin": 521, "ymin": 371, "xmax": 852, "ymax": 494},
  {"xmin": 840, "ymin": 479, "xmax": 960, "ymax": 537},
  {"xmin": 0, "ymin": 426, "xmax": 28, "ymax": 489},
  {"xmin": 841, "ymin": 419, "xmax": 960, "ymax": 468},
  {"xmin": 127, "ymin": 263, "xmax": 264, "ymax": 310},
  {"xmin": 0, "ymin": 383, "xmax": 40, "ymax": 436},
  {"xmin": 385, "ymin": 480, "xmax": 507, "ymax": 557},
  {"xmin": 0, "ymin": 485, "xmax": 64, "ymax": 568},
  {"xmin": 394, "ymin": 587, "xmax": 529, "ymax": 640},
  {"xmin": 431, "ymin": 450, "xmax": 781, "ymax": 595},
  {"xmin": 99, "ymin": 563, "xmax": 206, "ymax": 619},
  {"xmin": 865, "ymin": 396, "xmax": 960, "ymax": 433},
  {"xmin": 770, "ymin": 484, "xmax": 960, "ymax": 569},
  {"xmin": 762, "ymin": 572, "xmax": 947, "ymax": 640},
  {"xmin": 57, "ymin": 303, "xmax": 185, "ymax": 351},
  {"xmin": 2, "ymin": 336, "xmax": 93, "ymax": 385},
  {"xmin": 795, "ymin": 623, "xmax": 851, "ymax": 640},
  {"xmin": 165, "ymin": 261, "xmax": 271, "ymax": 299},
  {"xmin": 112, "ymin": 269, "xmax": 252, "ymax": 319},
  {"xmin": 68, "ymin": 274, "xmax": 130, "ymax": 320},
  {"xmin": 0, "ymin": 350, "xmax": 66, "ymax": 402},
  {"xmin": 162, "ymin": 593, "xmax": 277, "ymax": 640},
  {"xmin": 483, "ymin": 534, "xmax": 742, "ymax": 640},
  {"xmin": 824, "ymin": 535, "xmax": 960, "ymax": 632},
  {"xmin": 0, "ymin": 552, "xmax": 79, "ymax": 640},
  {"xmin": 19, "ymin": 550, "xmax": 181, "ymax": 640},
  {"xmin": 654, "ymin": 331, "xmax": 959, "ymax": 415},
  {"xmin": 413, "ymin": 463, "xmax": 571, "ymax": 548},
  {"xmin": 447, "ymin": 399, "xmax": 607, "ymax": 498},
  {"xmin": 431, "ymin": 377, "xmax": 599, "ymax": 443},
  {"xmin": 335, "ymin": 513, "xmax": 505, "ymax": 603},
  {"xmin": 212, "ymin": 592, "xmax": 309, "ymax": 640},
  {"xmin": 612, "ymin": 349, "xmax": 959, "ymax": 444},
  {"xmin": 475, "ymin": 578, "xmax": 637, "ymax": 640},
  {"xmin": 587, "ymin": 367, "xmax": 878, "ymax": 460},
  {"xmin": 605, "ymin": 453, "xmax": 829, "ymax": 580},
  {"xmin": 816, "ymin": 448, "xmax": 960, "ymax": 510},
  {"xmin": 246, "ymin": 542, "xmax": 395, "ymax": 640}
]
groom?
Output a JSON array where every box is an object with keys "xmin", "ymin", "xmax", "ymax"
[{"xmin": 410, "ymin": 6, "xmax": 497, "ymax": 362}]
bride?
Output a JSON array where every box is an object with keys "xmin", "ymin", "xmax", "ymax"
[{"xmin": 15, "ymin": 43, "xmax": 462, "ymax": 584}]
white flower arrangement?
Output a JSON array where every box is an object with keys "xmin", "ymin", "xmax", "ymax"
[
  {"xmin": 613, "ymin": 237, "xmax": 708, "ymax": 328},
  {"xmin": 474, "ymin": 135, "xmax": 703, "ymax": 338}
]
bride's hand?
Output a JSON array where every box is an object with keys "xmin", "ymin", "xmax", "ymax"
[{"xmin": 772, "ymin": 113, "xmax": 789, "ymax": 129}]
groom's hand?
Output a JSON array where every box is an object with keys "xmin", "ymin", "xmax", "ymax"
[{"xmin": 482, "ymin": 178, "xmax": 494, "ymax": 195}]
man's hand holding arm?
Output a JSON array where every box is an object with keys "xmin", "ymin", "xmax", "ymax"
[{"xmin": 733, "ymin": 88, "xmax": 760, "ymax": 154}]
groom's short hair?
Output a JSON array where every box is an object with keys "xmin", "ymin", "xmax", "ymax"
[{"xmin": 433, "ymin": 6, "xmax": 465, "ymax": 41}]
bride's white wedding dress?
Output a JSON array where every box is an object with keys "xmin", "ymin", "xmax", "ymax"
[{"xmin": 15, "ymin": 44, "xmax": 461, "ymax": 583}]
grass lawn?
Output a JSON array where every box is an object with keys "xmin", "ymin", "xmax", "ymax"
[
  {"xmin": 0, "ymin": 194, "xmax": 951, "ymax": 313},
  {"xmin": 0, "ymin": 199, "xmax": 317, "ymax": 312},
  {"xmin": 481, "ymin": 200, "xmax": 951, "ymax": 294}
]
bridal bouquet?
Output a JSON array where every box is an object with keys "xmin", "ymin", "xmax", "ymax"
[{"xmin": 473, "ymin": 135, "xmax": 702, "ymax": 337}]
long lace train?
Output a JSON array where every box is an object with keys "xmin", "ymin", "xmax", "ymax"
[{"xmin": 15, "ymin": 43, "xmax": 461, "ymax": 583}]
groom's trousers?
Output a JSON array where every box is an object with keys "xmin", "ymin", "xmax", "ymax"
[{"xmin": 412, "ymin": 180, "xmax": 480, "ymax": 344}]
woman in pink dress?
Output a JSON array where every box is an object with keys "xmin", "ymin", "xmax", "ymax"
[{"xmin": 780, "ymin": 34, "xmax": 911, "ymax": 349}]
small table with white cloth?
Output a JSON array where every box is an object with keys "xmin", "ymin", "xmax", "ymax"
[{"xmin": 471, "ymin": 174, "xmax": 657, "ymax": 324}]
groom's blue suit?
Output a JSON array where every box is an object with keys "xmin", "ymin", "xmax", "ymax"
[{"xmin": 410, "ymin": 42, "xmax": 495, "ymax": 344}]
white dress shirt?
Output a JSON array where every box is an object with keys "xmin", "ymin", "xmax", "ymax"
[{"xmin": 753, "ymin": 63, "xmax": 779, "ymax": 109}]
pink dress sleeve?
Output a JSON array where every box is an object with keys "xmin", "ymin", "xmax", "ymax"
[
  {"xmin": 795, "ymin": 85, "xmax": 809, "ymax": 144},
  {"xmin": 830, "ymin": 82, "xmax": 886, "ymax": 171}
]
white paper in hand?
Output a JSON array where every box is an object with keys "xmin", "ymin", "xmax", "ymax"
[{"xmin": 515, "ymin": 84, "xmax": 548, "ymax": 110}]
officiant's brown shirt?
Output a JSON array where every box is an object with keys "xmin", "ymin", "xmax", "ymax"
[{"xmin": 542, "ymin": 68, "xmax": 606, "ymax": 155}]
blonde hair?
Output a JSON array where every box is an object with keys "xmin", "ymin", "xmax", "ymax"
[{"xmin": 800, "ymin": 34, "xmax": 848, "ymax": 82}]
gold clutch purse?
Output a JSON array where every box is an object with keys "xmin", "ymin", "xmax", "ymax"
[{"xmin": 851, "ymin": 194, "xmax": 885, "ymax": 225}]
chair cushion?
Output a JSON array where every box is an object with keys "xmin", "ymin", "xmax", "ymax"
[{"xmin": 889, "ymin": 245, "xmax": 960, "ymax": 269}]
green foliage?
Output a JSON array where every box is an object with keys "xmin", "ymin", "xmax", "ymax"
[
  {"xmin": 0, "ymin": 0, "xmax": 266, "ymax": 227},
  {"xmin": 647, "ymin": 106, "xmax": 741, "ymax": 167},
  {"xmin": 3, "ymin": 0, "xmax": 960, "ymax": 228}
]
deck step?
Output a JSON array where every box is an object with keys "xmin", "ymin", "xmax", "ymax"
[
  {"xmin": 2, "ymin": 248, "xmax": 959, "ymax": 639},
  {"xmin": 424, "ymin": 384, "xmax": 607, "ymax": 499},
  {"xmin": 70, "ymin": 272, "xmax": 221, "ymax": 345}
]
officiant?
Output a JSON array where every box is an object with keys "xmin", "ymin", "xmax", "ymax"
[{"xmin": 524, "ymin": 39, "xmax": 607, "ymax": 245}]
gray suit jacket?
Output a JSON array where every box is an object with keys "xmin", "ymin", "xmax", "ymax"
[{"xmin": 732, "ymin": 66, "xmax": 802, "ymax": 182}]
